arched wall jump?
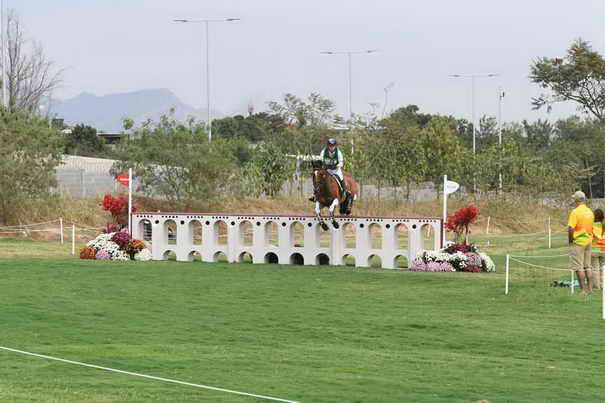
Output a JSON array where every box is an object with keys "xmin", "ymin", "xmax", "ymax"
[{"xmin": 132, "ymin": 213, "xmax": 443, "ymax": 269}]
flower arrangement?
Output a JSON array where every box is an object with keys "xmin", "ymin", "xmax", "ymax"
[
  {"xmin": 410, "ymin": 245, "xmax": 495, "ymax": 273},
  {"xmin": 81, "ymin": 231, "xmax": 151, "ymax": 262}
]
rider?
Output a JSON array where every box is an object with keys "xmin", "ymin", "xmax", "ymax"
[{"xmin": 309, "ymin": 138, "xmax": 350, "ymax": 201}]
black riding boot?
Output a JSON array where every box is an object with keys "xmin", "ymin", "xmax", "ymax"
[{"xmin": 339, "ymin": 177, "xmax": 350, "ymax": 199}]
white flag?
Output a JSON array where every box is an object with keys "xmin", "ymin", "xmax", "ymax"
[{"xmin": 445, "ymin": 180, "xmax": 459, "ymax": 195}]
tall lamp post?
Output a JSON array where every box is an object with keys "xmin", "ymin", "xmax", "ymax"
[
  {"xmin": 449, "ymin": 73, "xmax": 499, "ymax": 154},
  {"xmin": 174, "ymin": 17, "xmax": 240, "ymax": 142},
  {"xmin": 321, "ymin": 49, "xmax": 378, "ymax": 120}
]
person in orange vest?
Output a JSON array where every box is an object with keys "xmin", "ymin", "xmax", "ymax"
[
  {"xmin": 591, "ymin": 208, "xmax": 605, "ymax": 290},
  {"xmin": 568, "ymin": 191, "xmax": 594, "ymax": 293}
]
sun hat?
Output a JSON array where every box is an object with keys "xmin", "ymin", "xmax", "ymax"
[{"xmin": 572, "ymin": 190, "xmax": 586, "ymax": 202}]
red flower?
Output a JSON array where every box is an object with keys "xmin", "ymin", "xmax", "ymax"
[{"xmin": 99, "ymin": 193, "xmax": 139, "ymax": 225}]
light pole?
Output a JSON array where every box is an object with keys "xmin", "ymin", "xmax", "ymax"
[
  {"xmin": 382, "ymin": 82, "xmax": 395, "ymax": 119},
  {"xmin": 498, "ymin": 87, "xmax": 505, "ymax": 191},
  {"xmin": 321, "ymin": 49, "xmax": 378, "ymax": 120},
  {"xmin": 174, "ymin": 17, "xmax": 240, "ymax": 141},
  {"xmin": 449, "ymin": 73, "xmax": 499, "ymax": 154}
]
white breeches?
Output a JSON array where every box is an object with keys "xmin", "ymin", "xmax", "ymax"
[{"xmin": 327, "ymin": 168, "xmax": 343, "ymax": 181}]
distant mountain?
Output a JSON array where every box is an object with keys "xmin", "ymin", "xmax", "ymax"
[{"xmin": 51, "ymin": 89, "xmax": 223, "ymax": 132}]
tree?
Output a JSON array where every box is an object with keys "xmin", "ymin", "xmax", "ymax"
[
  {"xmin": 64, "ymin": 124, "xmax": 108, "ymax": 157},
  {"xmin": 0, "ymin": 110, "xmax": 63, "ymax": 223},
  {"xmin": 111, "ymin": 114, "xmax": 239, "ymax": 206},
  {"xmin": 530, "ymin": 39, "xmax": 605, "ymax": 121},
  {"xmin": 241, "ymin": 139, "xmax": 295, "ymax": 197},
  {"xmin": 267, "ymin": 93, "xmax": 336, "ymax": 128},
  {"xmin": 5, "ymin": 10, "xmax": 63, "ymax": 113}
]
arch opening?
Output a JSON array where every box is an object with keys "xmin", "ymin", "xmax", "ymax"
[
  {"xmin": 213, "ymin": 251, "xmax": 228, "ymax": 263},
  {"xmin": 140, "ymin": 219, "xmax": 152, "ymax": 242},
  {"xmin": 394, "ymin": 254, "xmax": 408, "ymax": 269},
  {"xmin": 265, "ymin": 252, "xmax": 279, "ymax": 264},
  {"xmin": 214, "ymin": 221, "xmax": 228, "ymax": 246},
  {"xmin": 369, "ymin": 223, "xmax": 382, "ymax": 249},
  {"xmin": 316, "ymin": 253, "xmax": 330, "ymax": 266},
  {"xmin": 290, "ymin": 253, "xmax": 304, "ymax": 266},
  {"xmin": 239, "ymin": 221, "xmax": 253, "ymax": 247},
  {"xmin": 188, "ymin": 251, "xmax": 202, "ymax": 262},
  {"xmin": 165, "ymin": 220, "xmax": 177, "ymax": 245},
  {"xmin": 291, "ymin": 222, "xmax": 304, "ymax": 247},
  {"xmin": 343, "ymin": 223, "xmax": 356, "ymax": 249},
  {"xmin": 395, "ymin": 223, "xmax": 409, "ymax": 250},
  {"xmin": 343, "ymin": 254, "xmax": 356, "ymax": 267},
  {"xmin": 190, "ymin": 220, "xmax": 203, "ymax": 246},
  {"xmin": 239, "ymin": 251, "xmax": 253, "ymax": 264},
  {"xmin": 265, "ymin": 221, "xmax": 278, "ymax": 247},
  {"xmin": 368, "ymin": 254, "xmax": 382, "ymax": 268},
  {"xmin": 421, "ymin": 223, "xmax": 436, "ymax": 251},
  {"xmin": 162, "ymin": 250, "xmax": 176, "ymax": 261}
]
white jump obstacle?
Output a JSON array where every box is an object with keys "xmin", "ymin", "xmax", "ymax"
[{"xmin": 132, "ymin": 213, "xmax": 443, "ymax": 269}]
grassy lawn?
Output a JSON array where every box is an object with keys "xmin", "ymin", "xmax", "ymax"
[{"xmin": 0, "ymin": 237, "xmax": 603, "ymax": 403}]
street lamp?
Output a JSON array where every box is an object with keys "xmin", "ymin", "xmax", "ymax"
[
  {"xmin": 174, "ymin": 17, "xmax": 240, "ymax": 141},
  {"xmin": 449, "ymin": 73, "xmax": 499, "ymax": 154},
  {"xmin": 321, "ymin": 49, "xmax": 378, "ymax": 120}
]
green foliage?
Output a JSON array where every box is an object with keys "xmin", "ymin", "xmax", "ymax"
[
  {"xmin": 0, "ymin": 110, "xmax": 64, "ymax": 223},
  {"xmin": 531, "ymin": 39, "xmax": 605, "ymax": 120},
  {"xmin": 211, "ymin": 114, "xmax": 265, "ymax": 142},
  {"xmin": 111, "ymin": 114, "xmax": 238, "ymax": 207},
  {"xmin": 63, "ymin": 124, "xmax": 108, "ymax": 157},
  {"xmin": 242, "ymin": 139, "xmax": 295, "ymax": 197}
]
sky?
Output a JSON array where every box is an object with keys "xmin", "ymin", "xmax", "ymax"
[{"xmin": 14, "ymin": 0, "xmax": 605, "ymax": 124}]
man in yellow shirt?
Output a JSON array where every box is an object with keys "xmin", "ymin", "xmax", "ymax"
[{"xmin": 568, "ymin": 191, "xmax": 594, "ymax": 293}]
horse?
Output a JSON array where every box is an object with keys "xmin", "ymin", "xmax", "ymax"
[{"xmin": 310, "ymin": 160, "xmax": 359, "ymax": 230}]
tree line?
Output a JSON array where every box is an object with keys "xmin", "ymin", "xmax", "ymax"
[{"xmin": 3, "ymin": 35, "xmax": 605, "ymax": 221}]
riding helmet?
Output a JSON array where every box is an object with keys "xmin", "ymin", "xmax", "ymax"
[{"xmin": 327, "ymin": 138, "xmax": 337, "ymax": 145}]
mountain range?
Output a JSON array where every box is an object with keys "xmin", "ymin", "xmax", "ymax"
[{"xmin": 51, "ymin": 88, "xmax": 223, "ymax": 132}]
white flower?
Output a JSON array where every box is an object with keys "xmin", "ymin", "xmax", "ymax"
[
  {"xmin": 112, "ymin": 250, "xmax": 130, "ymax": 261},
  {"xmin": 135, "ymin": 248, "xmax": 152, "ymax": 261},
  {"xmin": 479, "ymin": 252, "xmax": 496, "ymax": 272},
  {"xmin": 87, "ymin": 233, "xmax": 116, "ymax": 250}
]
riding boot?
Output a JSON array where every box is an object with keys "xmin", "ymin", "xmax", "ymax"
[
  {"xmin": 339, "ymin": 177, "xmax": 350, "ymax": 199},
  {"xmin": 308, "ymin": 196, "xmax": 316, "ymax": 202}
]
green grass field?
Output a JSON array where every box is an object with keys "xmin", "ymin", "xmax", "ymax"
[{"xmin": 1, "ymin": 236, "xmax": 603, "ymax": 403}]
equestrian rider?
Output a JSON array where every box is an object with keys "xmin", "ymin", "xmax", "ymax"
[{"xmin": 309, "ymin": 138, "xmax": 350, "ymax": 201}]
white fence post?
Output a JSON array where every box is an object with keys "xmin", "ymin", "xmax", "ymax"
[
  {"xmin": 548, "ymin": 217, "xmax": 552, "ymax": 249},
  {"xmin": 60, "ymin": 218, "xmax": 64, "ymax": 244},
  {"xmin": 486, "ymin": 216, "xmax": 490, "ymax": 235},
  {"xmin": 505, "ymin": 254, "xmax": 510, "ymax": 295},
  {"xmin": 71, "ymin": 224, "xmax": 76, "ymax": 256},
  {"xmin": 570, "ymin": 270, "xmax": 575, "ymax": 295}
]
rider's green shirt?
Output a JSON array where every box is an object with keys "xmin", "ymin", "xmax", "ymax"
[{"xmin": 321, "ymin": 147, "xmax": 342, "ymax": 168}]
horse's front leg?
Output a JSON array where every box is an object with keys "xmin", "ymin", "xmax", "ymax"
[
  {"xmin": 316, "ymin": 201, "xmax": 329, "ymax": 231},
  {"xmin": 329, "ymin": 198, "xmax": 340, "ymax": 229}
]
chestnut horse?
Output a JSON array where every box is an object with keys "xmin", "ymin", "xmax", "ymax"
[{"xmin": 311, "ymin": 160, "xmax": 359, "ymax": 230}]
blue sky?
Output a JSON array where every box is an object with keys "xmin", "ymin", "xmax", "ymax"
[{"xmin": 14, "ymin": 0, "xmax": 605, "ymax": 123}]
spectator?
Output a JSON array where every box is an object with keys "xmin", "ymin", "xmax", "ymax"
[
  {"xmin": 568, "ymin": 191, "xmax": 594, "ymax": 293},
  {"xmin": 592, "ymin": 208, "xmax": 605, "ymax": 290}
]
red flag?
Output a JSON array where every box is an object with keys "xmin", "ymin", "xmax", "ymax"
[{"xmin": 116, "ymin": 173, "xmax": 129, "ymax": 187}]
